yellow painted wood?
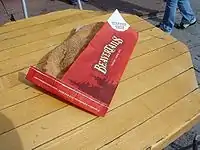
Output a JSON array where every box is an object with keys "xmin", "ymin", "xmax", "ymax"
[
  {"xmin": 0, "ymin": 48, "xmax": 53, "ymax": 77},
  {"xmin": 100, "ymin": 90, "xmax": 200, "ymax": 150},
  {"xmin": 0, "ymin": 94, "xmax": 67, "ymax": 134},
  {"xmin": 0, "ymin": 44, "xmax": 189, "ymax": 134},
  {"xmin": 0, "ymin": 27, "xmax": 163, "ymax": 90},
  {"xmin": 0, "ymin": 11, "xmax": 142, "ymax": 42},
  {"xmin": 0, "ymin": 27, "xmax": 164, "ymax": 77},
  {"xmin": 0, "ymin": 68, "xmax": 28, "ymax": 91},
  {"xmin": 153, "ymin": 105, "xmax": 200, "ymax": 150},
  {"xmin": 34, "ymin": 70, "xmax": 198, "ymax": 150},
  {"xmin": 0, "ymin": 35, "xmax": 181, "ymax": 111},
  {"xmin": 0, "ymin": 14, "xmax": 107, "ymax": 51},
  {"xmin": 133, "ymin": 35, "xmax": 176, "ymax": 58},
  {"xmin": 0, "ymin": 40, "xmax": 188, "ymax": 131},
  {"xmin": 111, "ymin": 53, "xmax": 193, "ymax": 109},
  {"xmin": 0, "ymin": 19, "xmax": 149, "ymax": 63},
  {"xmin": 131, "ymin": 20, "xmax": 154, "ymax": 32},
  {"xmin": 122, "ymin": 41, "xmax": 188, "ymax": 80},
  {"xmin": 0, "ymin": 53, "xmax": 194, "ymax": 150},
  {"xmin": 0, "ymin": 9, "xmax": 198, "ymax": 150},
  {"xmin": 0, "ymin": 11, "xmax": 106, "ymax": 41},
  {"xmin": 0, "ymin": 84, "xmax": 42, "ymax": 111},
  {"xmin": 0, "ymin": 9, "xmax": 98, "ymax": 34},
  {"xmin": 0, "ymin": 35, "xmax": 65, "ymax": 63},
  {"xmin": 0, "ymin": 14, "xmax": 141, "ymax": 52},
  {"xmin": 138, "ymin": 27, "xmax": 177, "ymax": 43},
  {"xmin": 141, "ymin": 70, "xmax": 197, "ymax": 115}
]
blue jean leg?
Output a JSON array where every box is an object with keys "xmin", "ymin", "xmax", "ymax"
[
  {"xmin": 178, "ymin": 0, "xmax": 196, "ymax": 24},
  {"xmin": 160, "ymin": 0, "xmax": 178, "ymax": 33}
]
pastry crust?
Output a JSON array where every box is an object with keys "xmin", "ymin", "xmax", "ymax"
[{"xmin": 37, "ymin": 22, "xmax": 104, "ymax": 78}]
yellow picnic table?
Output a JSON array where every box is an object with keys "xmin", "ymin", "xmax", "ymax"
[{"xmin": 0, "ymin": 9, "xmax": 200, "ymax": 150}]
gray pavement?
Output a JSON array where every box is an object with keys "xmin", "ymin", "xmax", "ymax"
[
  {"xmin": 0, "ymin": 0, "xmax": 166, "ymax": 24},
  {"xmin": 0, "ymin": 0, "xmax": 200, "ymax": 149}
]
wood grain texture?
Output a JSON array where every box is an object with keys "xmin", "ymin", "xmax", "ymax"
[
  {"xmin": 0, "ymin": 43, "xmax": 189, "ymax": 134},
  {"xmin": 0, "ymin": 33, "xmax": 179, "ymax": 113},
  {"xmin": 35, "ymin": 70, "xmax": 198, "ymax": 150},
  {"xmin": 0, "ymin": 14, "xmax": 141, "ymax": 52},
  {"xmin": 0, "ymin": 23, "xmax": 163, "ymax": 111},
  {"xmin": 0, "ymin": 9, "xmax": 108, "ymax": 34},
  {"xmin": 0, "ymin": 14, "xmax": 144, "ymax": 91},
  {"xmin": 0, "ymin": 9, "xmax": 198, "ymax": 150},
  {"xmin": 100, "ymin": 89, "xmax": 200, "ymax": 150},
  {"xmin": 0, "ymin": 16, "xmax": 143, "ymax": 63},
  {"xmin": 0, "ymin": 11, "xmax": 105, "ymax": 41},
  {"xmin": 0, "ymin": 26, "xmax": 175, "ymax": 92},
  {"xmin": 0, "ymin": 52, "xmax": 194, "ymax": 150}
]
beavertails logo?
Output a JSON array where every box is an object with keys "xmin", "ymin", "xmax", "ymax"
[{"xmin": 94, "ymin": 35, "xmax": 123, "ymax": 74}]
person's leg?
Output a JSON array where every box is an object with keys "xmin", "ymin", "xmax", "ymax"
[
  {"xmin": 177, "ymin": 0, "xmax": 196, "ymax": 28},
  {"xmin": 69, "ymin": 0, "xmax": 88, "ymax": 5},
  {"xmin": 159, "ymin": 0, "xmax": 178, "ymax": 33},
  {"xmin": 69, "ymin": 0, "xmax": 78, "ymax": 5}
]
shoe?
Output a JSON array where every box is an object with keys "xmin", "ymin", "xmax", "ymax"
[
  {"xmin": 155, "ymin": 24, "xmax": 161, "ymax": 28},
  {"xmin": 155, "ymin": 23, "xmax": 171, "ymax": 34},
  {"xmin": 175, "ymin": 19, "xmax": 197, "ymax": 29},
  {"xmin": 69, "ymin": 0, "xmax": 78, "ymax": 5}
]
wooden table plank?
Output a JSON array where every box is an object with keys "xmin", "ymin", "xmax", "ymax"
[
  {"xmin": 0, "ymin": 9, "xmax": 199, "ymax": 150},
  {"xmin": 0, "ymin": 9, "xmax": 76, "ymax": 34},
  {"xmin": 111, "ymin": 53, "xmax": 194, "ymax": 109},
  {"xmin": 0, "ymin": 9, "xmax": 99, "ymax": 34},
  {"xmin": 0, "ymin": 20, "xmax": 150, "ymax": 77},
  {"xmin": 0, "ymin": 42, "xmax": 189, "ymax": 134},
  {"xmin": 0, "ymin": 14, "xmax": 142, "ymax": 52},
  {"xmin": 100, "ymin": 89, "xmax": 200, "ymax": 150},
  {"xmin": 0, "ymin": 11, "xmax": 106, "ymax": 41},
  {"xmin": 0, "ymin": 94, "xmax": 66, "ymax": 135},
  {"xmin": 0, "ymin": 52, "xmax": 194, "ymax": 150},
  {"xmin": 134, "ymin": 36, "xmax": 176, "ymax": 58},
  {"xmin": 0, "ymin": 84, "xmax": 42, "ymax": 111},
  {"xmin": 0, "ymin": 32, "xmax": 177, "ymax": 80},
  {"xmin": 122, "ymin": 42, "xmax": 187, "ymax": 81},
  {"xmin": 0, "ymin": 18, "xmax": 147, "ymax": 63},
  {"xmin": 0, "ymin": 14, "xmax": 106, "ymax": 52},
  {"xmin": 0, "ymin": 26, "xmax": 190, "ymax": 135},
  {"xmin": 0, "ymin": 27, "xmax": 175, "ymax": 92},
  {"xmin": 0, "ymin": 13, "xmax": 143, "ymax": 42},
  {"xmin": 0, "ymin": 26, "xmax": 166, "ymax": 91},
  {"xmin": 0, "ymin": 25, "xmax": 150, "ymax": 93},
  {"xmin": 0, "ymin": 30, "xmax": 180, "ymax": 112},
  {"xmin": 34, "ymin": 70, "xmax": 198, "ymax": 150},
  {"xmin": 0, "ymin": 36, "xmax": 63, "ymax": 63}
]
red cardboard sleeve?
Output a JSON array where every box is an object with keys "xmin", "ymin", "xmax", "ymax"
[{"xmin": 26, "ymin": 10, "xmax": 138, "ymax": 116}]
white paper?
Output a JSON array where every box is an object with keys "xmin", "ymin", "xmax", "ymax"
[{"xmin": 107, "ymin": 9, "xmax": 130, "ymax": 32}]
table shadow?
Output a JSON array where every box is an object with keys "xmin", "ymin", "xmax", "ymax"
[{"xmin": 0, "ymin": 113, "xmax": 23, "ymax": 150}]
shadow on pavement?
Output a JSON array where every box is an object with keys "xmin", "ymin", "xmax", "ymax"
[
  {"xmin": 57, "ymin": 0, "xmax": 162, "ymax": 17},
  {"xmin": 88, "ymin": 0, "xmax": 160, "ymax": 17}
]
